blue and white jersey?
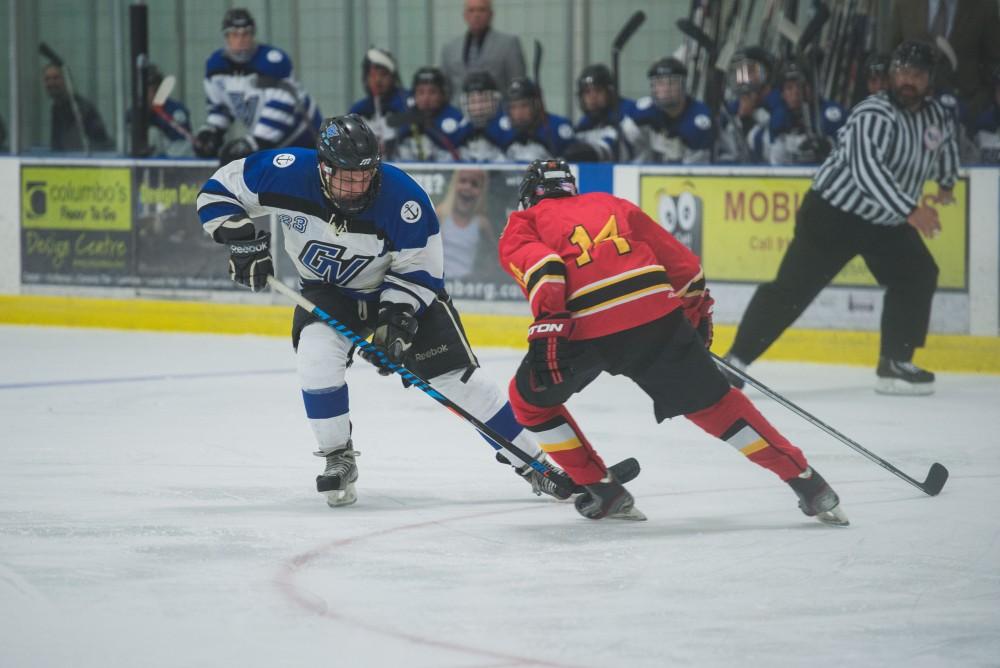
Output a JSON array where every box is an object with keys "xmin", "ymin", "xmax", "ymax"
[
  {"xmin": 196, "ymin": 148, "xmax": 444, "ymax": 313},
  {"xmin": 455, "ymin": 114, "xmax": 506, "ymax": 162},
  {"xmin": 495, "ymin": 112, "xmax": 576, "ymax": 162},
  {"xmin": 203, "ymin": 44, "xmax": 322, "ymax": 149},
  {"xmin": 625, "ymin": 96, "xmax": 713, "ymax": 164},
  {"xmin": 348, "ymin": 88, "xmax": 410, "ymax": 147},
  {"xmin": 573, "ymin": 98, "xmax": 638, "ymax": 161},
  {"xmin": 760, "ymin": 97, "xmax": 846, "ymax": 165},
  {"xmin": 393, "ymin": 104, "xmax": 466, "ymax": 162}
]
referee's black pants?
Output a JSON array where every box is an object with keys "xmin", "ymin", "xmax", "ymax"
[{"xmin": 730, "ymin": 190, "xmax": 939, "ymax": 364}]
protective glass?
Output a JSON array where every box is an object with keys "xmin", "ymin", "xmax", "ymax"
[{"xmin": 729, "ymin": 59, "xmax": 768, "ymax": 94}]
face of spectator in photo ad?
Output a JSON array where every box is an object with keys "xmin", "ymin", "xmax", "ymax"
[{"xmin": 454, "ymin": 170, "xmax": 486, "ymax": 215}]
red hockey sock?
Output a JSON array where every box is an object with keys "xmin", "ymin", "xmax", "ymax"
[
  {"xmin": 508, "ymin": 378, "xmax": 608, "ymax": 485},
  {"xmin": 685, "ymin": 388, "xmax": 808, "ymax": 481}
]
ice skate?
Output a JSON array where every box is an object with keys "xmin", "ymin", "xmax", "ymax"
[
  {"xmin": 574, "ymin": 473, "xmax": 646, "ymax": 521},
  {"xmin": 717, "ymin": 353, "xmax": 747, "ymax": 390},
  {"xmin": 875, "ymin": 357, "xmax": 934, "ymax": 396},
  {"xmin": 315, "ymin": 445, "xmax": 360, "ymax": 507},
  {"xmin": 516, "ymin": 453, "xmax": 575, "ymax": 500},
  {"xmin": 787, "ymin": 467, "xmax": 849, "ymax": 527}
]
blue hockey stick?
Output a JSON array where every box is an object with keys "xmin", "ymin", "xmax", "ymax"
[{"xmin": 267, "ymin": 277, "xmax": 571, "ymax": 487}]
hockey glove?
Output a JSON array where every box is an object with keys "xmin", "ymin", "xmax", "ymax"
[
  {"xmin": 682, "ymin": 289, "xmax": 715, "ymax": 349},
  {"xmin": 527, "ymin": 312, "xmax": 578, "ymax": 389},
  {"xmin": 227, "ymin": 230, "xmax": 274, "ymax": 292},
  {"xmin": 219, "ymin": 136, "xmax": 259, "ymax": 166},
  {"xmin": 363, "ymin": 303, "xmax": 419, "ymax": 376},
  {"xmin": 193, "ymin": 127, "xmax": 223, "ymax": 158}
]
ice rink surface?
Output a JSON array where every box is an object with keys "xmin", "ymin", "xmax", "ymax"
[{"xmin": 1, "ymin": 324, "xmax": 998, "ymax": 668}]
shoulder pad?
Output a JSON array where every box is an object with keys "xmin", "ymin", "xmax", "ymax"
[
  {"xmin": 636, "ymin": 96, "xmax": 654, "ymax": 111},
  {"xmin": 939, "ymin": 93, "xmax": 957, "ymax": 108},
  {"xmin": 824, "ymin": 105, "xmax": 844, "ymax": 122},
  {"xmin": 694, "ymin": 113, "xmax": 712, "ymax": 130},
  {"xmin": 558, "ymin": 122, "xmax": 574, "ymax": 139},
  {"xmin": 250, "ymin": 45, "xmax": 293, "ymax": 79},
  {"xmin": 205, "ymin": 49, "xmax": 230, "ymax": 77},
  {"xmin": 499, "ymin": 115, "xmax": 512, "ymax": 131}
]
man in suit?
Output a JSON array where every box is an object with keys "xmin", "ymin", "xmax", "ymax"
[
  {"xmin": 890, "ymin": 0, "xmax": 1000, "ymax": 113},
  {"xmin": 440, "ymin": 0, "xmax": 526, "ymax": 99}
]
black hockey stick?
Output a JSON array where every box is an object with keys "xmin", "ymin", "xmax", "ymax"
[
  {"xmin": 612, "ymin": 10, "xmax": 646, "ymax": 91},
  {"xmin": 712, "ymin": 353, "xmax": 949, "ymax": 496},
  {"xmin": 533, "ymin": 39, "xmax": 542, "ymax": 92}
]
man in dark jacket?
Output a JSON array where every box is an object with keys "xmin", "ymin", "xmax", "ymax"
[{"xmin": 43, "ymin": 64, "xmax": 113, "ymax": 152}]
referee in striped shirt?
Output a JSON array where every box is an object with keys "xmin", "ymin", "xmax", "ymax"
[{"xmin": 722, "ymin": 41, "xmax": 959, "ymax": 396}]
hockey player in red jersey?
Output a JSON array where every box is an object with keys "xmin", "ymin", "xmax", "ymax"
[{"xmin": 500, "ymin": 159, "xmax": 848, "ymax": 525}]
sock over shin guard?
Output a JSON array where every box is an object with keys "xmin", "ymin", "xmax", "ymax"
[
  {"xmin": 509, "ymin": 378, "xmax": 607, "ymax": 485},
  {"xmin": 685, "ymin": 388, "xmax": 808, "ymax": 481}
]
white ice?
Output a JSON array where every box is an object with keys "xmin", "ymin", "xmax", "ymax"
[{"xmin": 1, "ymin": 324, "xmax": 998, "ymax": 668}]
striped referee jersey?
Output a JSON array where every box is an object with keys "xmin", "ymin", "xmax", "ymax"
[{"xmin": 812, "ymin": 91, "xmax": 959, "ymax": 225}]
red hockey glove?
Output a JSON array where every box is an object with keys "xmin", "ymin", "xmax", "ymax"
[
  {"xmin": 682, "ymin": 289, "xmax": 714, "ymax": 349},
  {"xmin": 527, "ymin": 312, "xmax": 578, "ymax": 389}
]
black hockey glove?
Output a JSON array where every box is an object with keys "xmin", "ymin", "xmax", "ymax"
[
  {"xmin": 193, "ymin": 127, "xmax": 223, "ymax": 158},
  {"xmin": 219, "ymin": 136, "xmax": 259, "ymax": 166},
  {"xmin": 527, "ymin": 312, "xmax": 578, "ymax": 389},
  {"xmin": 363, "ymin": 303, "xmax": 419, "ymax": 376},
  {"xmin": 227, "ymin": 230, "xmax": 274, "ymax": 292},
  {"xmin": 800, "ymin": 134, "xmax": 832, "ymax": 163}
]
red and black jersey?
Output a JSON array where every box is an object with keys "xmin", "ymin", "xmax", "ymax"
[{"xmin": 499, "ymin": 192, "xmax": 705, "ymax": 340}]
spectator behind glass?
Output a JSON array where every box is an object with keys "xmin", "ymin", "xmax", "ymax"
[
  {"xmin": 889, "ymin": 0, "xmax": 1000, "ymax": 114},
  {"xmin": 43, "ymin": 63, "xmax": 113, "ymax": 152},
  {"xmin": 440, "ymin": 0, "xmax": 526, "ymax": 101},
  {"xmin": 436, "ymin": 168, "xmax": 494, "ymax": 281}
]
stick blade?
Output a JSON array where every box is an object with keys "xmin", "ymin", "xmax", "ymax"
[
  {"xmin": 152, "ymin": 74, "xmax": 176, "ymax": 108},
  {"xmin": 921, "ymin": 463, "xmax": 949, "ymax": 496}
]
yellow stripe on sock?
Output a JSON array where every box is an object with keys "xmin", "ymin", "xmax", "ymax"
[
  {"xmin": 540, "ymin": 438, "xmax": 582, "ymax": 453},
  {"xmin": 739, "ymin": 439, "xmax": 769, "ymax": 456}
]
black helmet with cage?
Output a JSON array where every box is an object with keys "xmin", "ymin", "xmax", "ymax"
[
  {"xmin": 507, "ymin": 77, "xmax": 543, "ymax": 131},
  {"xmin": 728, "ymin": 46, "xmax": 774, "ymax": 95},
  {"xmin": 316, "ymin": 114, "xmax": 382, "ymax": 215},
  {"xmin": 576, "ymin": 64, "xmax": 618, "ymax": 119},
  {"xmin": 647, "ymin": 57, "xmax": 687, "ymax": 110},
  {"xmin": 222, "ymin": 7, "xmax": 255, "ymax": 32},
  {"xmin": 412, "ymin": 66, "xmax": 450, "ymax": 100},
  {"xmin": 461, "ymin": 70, "xmax": 501, "ymax": 128},
  {"xmin": 517, "ymin": 158, "xmax": 577, "ymax": 210}
]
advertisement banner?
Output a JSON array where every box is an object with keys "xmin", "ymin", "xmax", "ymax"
[
  {"xmin": 132, "ymin": 164, "xmax": 234, "ymax": 289},
  {"xmin": 404, "ymin": 164, "xmax": 524, "ymax": 302},
  {"xmin": 639, "ymin": 174, "xmax": 968, "ymax": 290},
  {"xmin": 21, "ymin": 166, "xmax": 133, "ymax": 284}
]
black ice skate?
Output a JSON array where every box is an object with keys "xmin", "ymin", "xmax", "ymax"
[
  {"xmin": 717, "ymin": 353, "xmax": 747, "ymax": 390},
  {"xmin": 875, "ymin": 357, "xmax": 935, "ymax": 396},
  {"xmin": 315, "ymin": 445, "xmax": 360, "ymax": 507},
  {"xmin": 516, "ymin": 453, "xmax": 575, "ymax": 500},
  {"xmin": 787, "ymin": 467, "xmax": 849, "ymax": 527},
  {"xmin": 574, "ymin": 473, "xmax": 646, "ymax": 521}
]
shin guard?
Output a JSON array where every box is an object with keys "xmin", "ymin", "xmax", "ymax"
[
  {"xmin": 509, "ymin": 378, "xmax": 608, "ymax": 485},
  {"xmin": 686, "ymin": 388, "xmax": 808, "ymax": 481}
]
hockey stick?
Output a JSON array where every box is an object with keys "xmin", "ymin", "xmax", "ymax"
[
  {"xmin": 712, "ymin": 353, "xmax": 949, "ymax": 496},
  {"xmin": 612, "ymin": 10, "xmax": 646, "ymax": 91},
  {"xmin": 533, "ymin": 39, "xmax": 542, "ymax": 92},
  {"xmin": 267, "ymin": 277, "xmax": 577, "ymax": 492},
  {"xmin": 149, "ymin": 74, "xmax": 196, "ymax": 144}
]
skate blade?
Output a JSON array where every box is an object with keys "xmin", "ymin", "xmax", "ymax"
[
  {"xmin": 875, "ymin": 378, "xmax": 934, "ymax": 396},
  {"xmin": 323, "ymin": 483, "xmax": 357, "ymax": 507},
  {"xmin": 815, "ymin": 505, "xmax": 849, "ymax": 527},
  {"xmin": 608, "ymin": 505, "xmax": 647, "ymax": 521}
]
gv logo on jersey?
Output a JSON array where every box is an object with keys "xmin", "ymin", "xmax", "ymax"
[
  {"xmin": 227, "ymin": 92, "xmax": 259, "ymax": 127},
  {"xmin": 300, "ymin": 241, "xmax": 374, "ymax": 284}
]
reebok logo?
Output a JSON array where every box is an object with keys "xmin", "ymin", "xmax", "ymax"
[
  {"xmin": 414, "ymin": 344, "xmax": 448, "ymax": 361},
  {"xmin": 231, "ymin": 241, "xmax": 268, "ymax": 254},
  {"xmin": 528, "ymin": 323, "xmax": 565, "ymax": 336}
]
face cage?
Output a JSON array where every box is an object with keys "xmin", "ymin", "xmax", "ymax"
[
  {"xmin": 461, "ymin": 90, "xmax": 501, "ymax": 128},
  {"xmin": 729, "ymin": 60, "xmax": 768, "ymax": 95},
  {"xmin": 650, "ymin": 75, "xmax": 686, "ymax": 110},
  {"xmin": 223, "ymin": 28, "xmax": 256, "ymax": 64},
  {"xmin": 319, "ymin": 162, "xmax": 379, "ymax": 215},
  {"xmin": 508, "ymin": 98, "xmax": 542, "ymax": 132}
]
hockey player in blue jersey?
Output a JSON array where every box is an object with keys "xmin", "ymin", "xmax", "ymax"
[
  {"xmin": 625, "ymin": 58, "xmax": 713, "ymax": 164},
  {"xmin": 753, "ymin": 59, "xmax": 846, "ymax": 165},
  {"xmin": 455, "ymin": 70, "xmax": 506, "ymax": 162},
  {"xmin": 495, "ymin": 77, "xmax": 575, "ymax": 161},
  {"xmin": 567, "ymin": 64, "xmax": 638, "ymax": 162},
  {"xmin": 196, "ymin": 114, "xmax": 571, "ymax": 507},
  {"xmin": 390, "ymin": 67, "xmax": 465, "ymax": 162},
  {"xmin": 193, "ymin": 8, "xmax": 322, "ymax": 164},
  {"xmin": 348, "ymin": 47, "xmax": 410, "ymax": 151}
]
